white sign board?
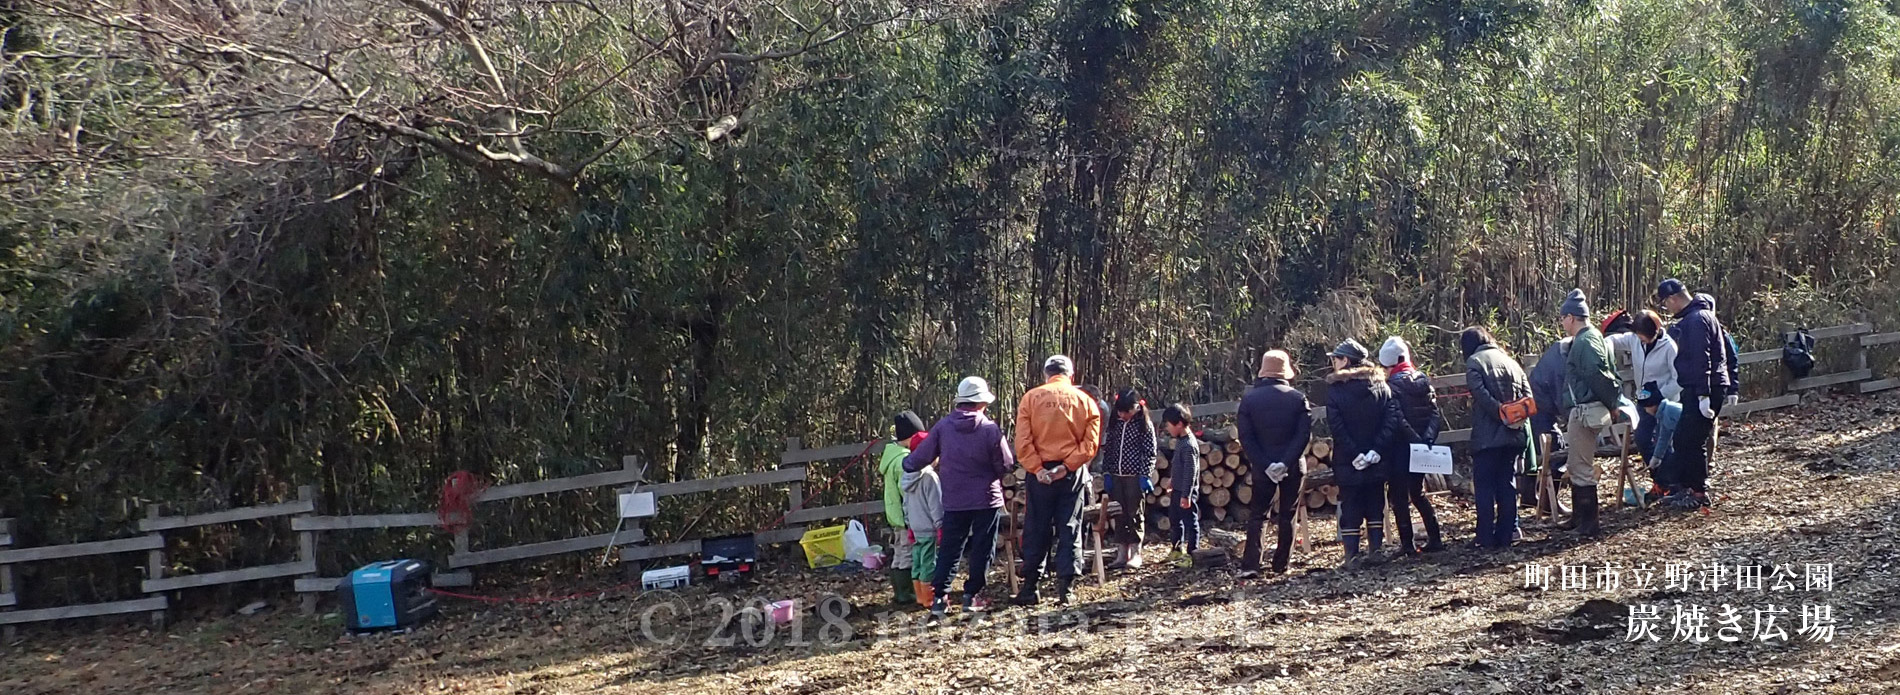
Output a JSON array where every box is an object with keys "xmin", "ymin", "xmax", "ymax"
[
  {"xmin": 1409, "ymin": 444, "xmax": 1454, "ymax": 475},
  {"xmin": 618, "ymin": 491, "xmax": 657, "ymax": 519}
]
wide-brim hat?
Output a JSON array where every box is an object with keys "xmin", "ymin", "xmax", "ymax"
[{"xmin": 955, "ymin": 376, "xmax": 996, "ymax": 404}]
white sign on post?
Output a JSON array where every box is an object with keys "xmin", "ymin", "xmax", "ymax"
[
  {"xmin": 1409, "ymin": 444, "xmax": 1454, "ymax": 475},
  {"xmin": 618, "ymin": 490, "xmax": 657, "ymax": 519}
]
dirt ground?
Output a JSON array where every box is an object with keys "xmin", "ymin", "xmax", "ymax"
[{"xmin": 7, "ymin": 392, "xmax": 1900, "ymax": 695}]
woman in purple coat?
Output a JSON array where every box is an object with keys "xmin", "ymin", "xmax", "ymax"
[{"xmin": 905, "ymin": 376, "xmax": 1016, "ymax": 618}]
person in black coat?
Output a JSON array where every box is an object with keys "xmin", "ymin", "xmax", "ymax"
[
  {"xmin": 1324, "ymin": 339, "xmax": 1415, "ymax": 567},
  {"xmin": 1235, "ymin": 349, "xmax": 1312, "ymax": 577},
  {"xmin": 1657, "ymin": 280, "xmax": 1729, "ymax": 510},
  {"xmin": 1462, "ymin": 326, "xmax": 1534, "ymax": 549},
  {"xmin": 1378, "ymin": 336, "xmax": 1445, "ymax": 554}
]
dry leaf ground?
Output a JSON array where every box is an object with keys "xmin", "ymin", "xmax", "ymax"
[{"xmin": 7, "ymin": 392, "xmax": 1900, "ymax": 694}]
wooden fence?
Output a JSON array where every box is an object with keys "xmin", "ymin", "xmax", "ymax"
[
  {"xmin": 0, "ymin": 449, "xmax": 895, "ymax": 634},
  {"xmin": 0, "ymin": 323, "xmax": 1892, "ymax": 636}
]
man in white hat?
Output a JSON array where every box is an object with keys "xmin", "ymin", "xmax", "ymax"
[{"xmin": 1012, "ymin": 355, "xmax": 1102, "ymax": 606}]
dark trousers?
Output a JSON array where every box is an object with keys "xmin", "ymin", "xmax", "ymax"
[
  {"xmin": 1106, "ymin": 474, "xmax": 1146, "ymax": 544},
  {"xmin": 1386, "ymin": 471, "xmax": 1440, "ymax": 550},
  {"xmin": 932, "ymin": 507, "xmax": 1002, "ymax": 599},
  {"xmin": 1668, "ymin": 398, "xmax": 1722, "ymax": 492},
  {"xmin": 1242, "ymin": 466, "xmax": 1302, "ymax": 572},
  {"xmin": 1021, "ymin": 470, "xmax": 1087, "ymax": 581},
  {"xmin": 1337, "ymin": 482, "xmax": 1385, "ymax": 553},
  {"xmin": 1169, "ymin": 500, "xmax": 1200, "ymax": 550},
  {"xmin": 1472, "ymin": 447, "xmax": 1519, "ymax": 548}
]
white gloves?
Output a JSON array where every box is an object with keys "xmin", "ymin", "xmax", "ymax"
[
  {"xmin": 1351, "ymin": 454, "xmax": 1371, "ymax": 471},
  {"xmin": 1266, "ymin": 461, "xmax": 1288, "ymax": 483},
  {"xmin": 1698, "ymin": 396, "xmax": 1716, "ymax": 419},
  {"xmin": 1723, "ymin": 394, "xmax": 1739, "ymax": 409},
  {"xmin": 1365, "ymin": 450, "xmax": 1382, "ymax": 465}
]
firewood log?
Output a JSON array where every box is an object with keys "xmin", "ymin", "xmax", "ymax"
[
  {"xmin": 1325, "ymin": 484, "xmax": 1339, "ymax": 506},
  {"xmin": 1157, "ymin": 514, "xmax": 1172, "ymax": 532},
  {"xmin": 1224, "ymin": 441, "xmax": 1243, "ymax": 455},
  {"xmin": 1235, "ymin": 483, "xmax": 1253, "ymax": 506},
  {"xmin": 1199, "ymin": 481, "xmax": 1214, "ymax": 495},
  {"xmin": 1199, "ymin": 441, "xmax": 1215, "ymax": 456},
  {"xmin": 1212, "ymin": 505, "xmax": 1229, "ymax": 522},
  {"xmin": 1311, "ymin": 439, "xmax": 1332, "ymax": 460},
  {"xmin": 1209, "ymin": 488, "xmax": 1232, "ymax": 508}
]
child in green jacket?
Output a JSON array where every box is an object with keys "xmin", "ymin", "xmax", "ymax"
[{"xmin": 881, "ymin": 411, "xmax": 927, "ymax": 605}]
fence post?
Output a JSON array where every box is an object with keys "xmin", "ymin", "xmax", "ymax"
[
  {"xmin": 143, "ymin": 504, "xmax": 166, "ymax": 629},
  {"xmin": 784, "ymin": 438, "xmax": 805, "ymax": 513},
  {"xmin": 2, "ymin": 517, "xmax": 15, "ymax": 643},
  {"xmin": 296, "ymin": 486, "xmax": 318, "ymax": 616}
]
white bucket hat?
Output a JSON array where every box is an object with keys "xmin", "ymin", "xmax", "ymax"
[{"xmin": 955, "ymin": 376, "xmax": 996, "ymax": 404}]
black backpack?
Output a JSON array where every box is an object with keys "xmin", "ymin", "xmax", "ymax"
[{"xmin": 1782, "ymin": 329, "xmax": 1816, "ymax": 379}]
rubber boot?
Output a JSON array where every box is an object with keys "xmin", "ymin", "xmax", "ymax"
[
  {"xmin": 914, "ymin": 580, "xmax": 934, "ymax": 609},
  {"xmin": 1105, "ymin": 543, "xmax": 1129, "ymax": 570},
  {"xmin": 890, "ymin": 567, "xmax": 914, "ymax": 605},
  {"xmin": 1053, "ymin": 576, "xmax": 1075, "ymax": 606},
  {"xmin": 1573, "ymin": 485, "xmax": 1601, "ymax": 537}
]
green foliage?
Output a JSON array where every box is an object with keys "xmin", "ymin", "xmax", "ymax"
[{"xmin": 2, "ymin": 0, "xmax": 1897, "ymax": 599}]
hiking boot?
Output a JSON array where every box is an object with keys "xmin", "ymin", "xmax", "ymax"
[
  {"xmin": 1052, "ymin": 577, "xmax": 1075, "ymax": 606},
  {"xmin": 962, "ymin": 595, "xmax": 991, "ymax": 613},
  {"xmin": 929, "ymin": 595, "xmax": 948, "ymax": 619},
  {"xmin": 1011, "ymin": 585, "xmax": 1041, "ymax": 607},
  {"xmin": 1669, "ymin": 491, "xmax": 1709, "ymax": 510},
  {"xmin": 1422, "ymin": 539, "xmax": 1447, "ymax": 554}
]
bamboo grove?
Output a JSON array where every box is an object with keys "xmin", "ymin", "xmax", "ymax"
[{"xmin": 1, "ymin": 0, "xmax": 1896, "ymax": 596}]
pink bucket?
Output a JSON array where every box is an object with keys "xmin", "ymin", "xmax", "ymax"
[{"xmin": 767, "ymin": 599, "xmax": 797, "ymax": 624}]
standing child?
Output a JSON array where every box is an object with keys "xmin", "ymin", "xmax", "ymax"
[
  {"xmin": 880, "ymin": 411, "xmax": 927, "ymax": 605},
  {"xmin": 900, "ymin": 448, "xmax": 943, "ymax": 608},
  {"xmin": 1101, "ymin": 389, "xmax": 1156, "ymax": 570},
  {"xmin": 1164, "ymin": 403, "xmax": 1200, "ymax": 568}
]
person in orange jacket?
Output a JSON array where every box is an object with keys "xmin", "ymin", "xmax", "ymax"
[{"xmin": 1012, "ymin": 355, "xmax": 1102, "ymax": 606}]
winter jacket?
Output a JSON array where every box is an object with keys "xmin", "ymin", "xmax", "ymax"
[
  {"xmin": 900, "ymin": 467, "xmax": 944, "ymax": 536},
  {"xmin": 1669, "ymin": 294, "xmax": 1731, "ymax": 399},
  {"xmin": 1236, "ymin": 377, "xmax": 1313, "ymax": 475},
  {"xmin": 1607, "ymin": 332, "xmax": 1644, "ymax": 400},
  {"xmin": 1641, "ymin": 333, "xmax": 1682, "ymax": 402},
  {"xmin": 1386, "ymin": 368, "xmax": 1442, "ymax": 445},
  {"xmin": 1170, "ymin": 432, "xmax": 1201, "ymax": 505},
  {"xmin": 1102, "ymin": 412, "xmax": 1158, "ymax": 478},
  {"xmin": 879, "ymin": 441, "xmax": 912, "ymax": 528},
  {"xmin": 1531, "ymin": 338, "xmax": 1572, "ymax": 425},
  {"xmin": 906, "ymin": 407, "xmax": 1015, "ymax": 512},
  {"xmin": 1564, "ymin": 326, "xmax": 1622, "ymax": 412},
  {"xmin": 1014, "ymin": 375, "xmax": 1103, "ymax": 475},
  {"xmin": 1723, "ymin": 330, "xmax": 1741, "ymax": 398},
  {"xmin": 1324, "ymin": 366, "xmax": 1414, "ymax": 487},
  {"xmin": 1465, "ymin": 343, "xmax": 1534, "ymax": 453}
]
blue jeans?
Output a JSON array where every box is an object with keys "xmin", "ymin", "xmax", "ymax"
[
  {"xmin": 932, "ymin": 508, "xmax": 1001, "ymax": 600},
  {"xmin": 1472, "ymin": 447, "xmax": 1519, "ymax": 548},
  {"xmin": 1170, "ymin": 501, "xmax": 1200, "ymax": 551},
  {"xmin": 1635, "ymin": 406, "xmax": 1658, "ymax": 464}
]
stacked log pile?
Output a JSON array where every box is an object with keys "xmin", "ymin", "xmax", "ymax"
[{"xmin": 1000, "ymin": 427, "xmax": 1339, "ymax": 531}]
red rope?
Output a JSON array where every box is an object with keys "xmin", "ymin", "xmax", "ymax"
[
  {"xmin": 426, "ymin": 581, "xmax": 640, "ymax": 604},
  {"xmin": 437, "ymin": 471, "xmax": 489, "ymax": 533}
]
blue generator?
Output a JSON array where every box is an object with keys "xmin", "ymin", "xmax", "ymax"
[{"xmin": 337, "ymin": 559, "xmax": 438, "ymax": 632}]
